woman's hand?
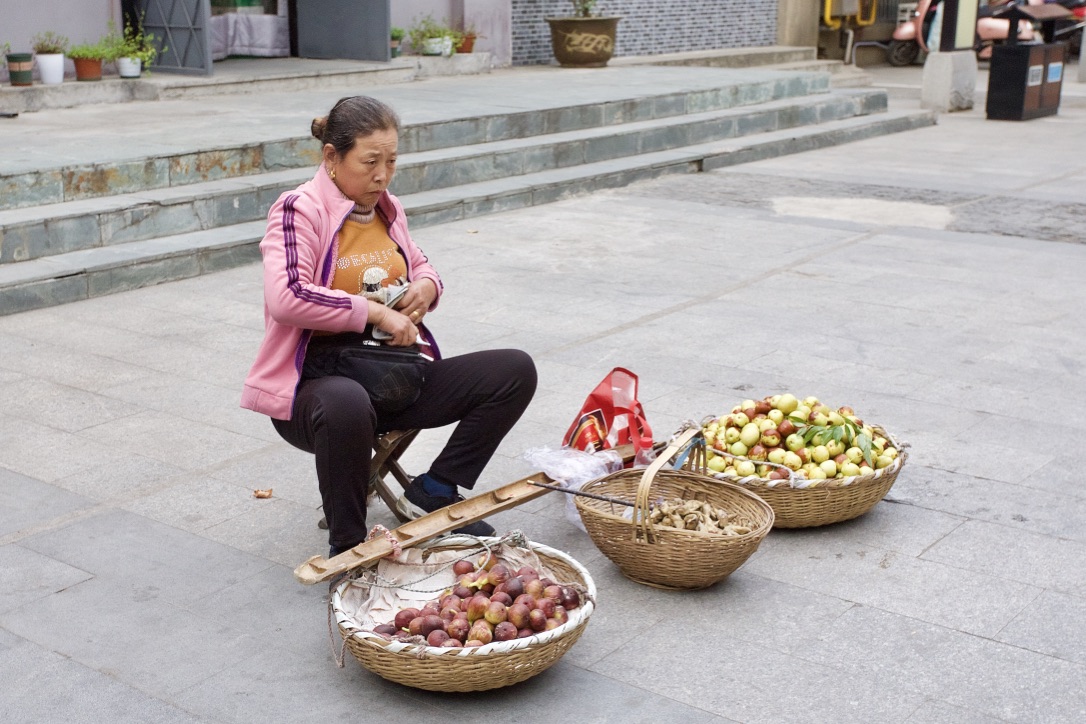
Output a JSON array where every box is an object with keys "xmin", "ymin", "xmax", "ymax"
[
  {"xmin": 368, "ymin": 301, "xmax": 418, "ymax": 347},
  {"xmin": 393, "ymin": 279, "xmax": 438, "ymax": 326}
]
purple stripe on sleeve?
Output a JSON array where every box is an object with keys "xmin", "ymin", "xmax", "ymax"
[{"xmin": 281, "ymin": 194, "xmax": 351, "ymax": 309}]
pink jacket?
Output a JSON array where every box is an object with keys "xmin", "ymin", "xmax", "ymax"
[{"xmin": 241, "ymin": 166, "xmax": 443, "ymax": 420}]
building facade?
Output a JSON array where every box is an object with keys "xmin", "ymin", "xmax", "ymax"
[
  {"xmin": 510, "ymin": 0, "xmax": 777, "ymax": 65},
  {"xmin": 2, "ymin": 0, "xmax": 782, "ymax": 81}
]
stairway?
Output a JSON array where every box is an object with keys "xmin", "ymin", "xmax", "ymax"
[{"xmin": 0, "ymin": 62, "xmax": 935, "ymax": 316}]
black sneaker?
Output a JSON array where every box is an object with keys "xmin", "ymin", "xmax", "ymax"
[{"xmin": 397, "ymin": 481, "xmax": 496, "ymax": 537}]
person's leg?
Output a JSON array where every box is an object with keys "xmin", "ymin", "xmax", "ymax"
[
  {"xmin": 272, "ymin": 376, "xmax": 376, "ymax": 555},
  {"xmin": 385, "ymin": 348, "xmax": 537, "ymax": 489},
  {"xmin": 384, "ymin": 349, "xmax": 536, "ymax": 533}
]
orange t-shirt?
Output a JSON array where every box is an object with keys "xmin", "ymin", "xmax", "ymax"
[{"xmin": 328, "ymin": 216, "xmax": 407, "ymax": 295}]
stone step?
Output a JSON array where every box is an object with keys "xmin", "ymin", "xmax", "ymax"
[
  {"xmin": 396, "ymin": 88, "xmax": 885, "ymax": 196},
  {"xmin": 0, "ymin": 108, "xmax": 935, "ymax": 316},
  {"xmin": 0, "ymin": 169, "xmax": 303, "ymax": 265},
  {"xmin": 0, "ymin": 71, "xmax": 831, "ymax": 212},
  {"xmin": 616, "ymin": 46, "xmax": 874, "ymax": 90},
  {"xmin": 765, "ymin": 60, "xmax": 874, "ymax": 88},
  {"xmin": 611, "ymin": 46, "xmax": 818, "ymax": 69},
  {"xmin": 0, "ymin": 88, "xmax": 888, "ymax": 264},
  {"xmin": 406, "ymin": 109, "xmax": 935, "ymax": 226}
]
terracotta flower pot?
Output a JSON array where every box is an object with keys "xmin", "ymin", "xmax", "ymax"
[
  {"xmin": 545, "ymin": 16, "xmax": 621, "ymax": 68},
  {"xmin": 456, "ymin": 34, "xmax": 476, "ymax": 53},
  {"xmin": 73, "ymin": 57, "xmax": 103, "ymax": 81}
]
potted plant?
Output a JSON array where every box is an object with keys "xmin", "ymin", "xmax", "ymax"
[
  {"xmin": 31, "ymin": 31, "xmax": 68, "ymax": 85},
  {"xmin": 407, "ymin": 15, "xmax": 454, "ymax": 57},
  {"xmin": 455, "ymin": 23, "xmax": 482, "ymax": 54},
  {"xmin": 4, "ymin": 42, "xmax": 34, "ymax": 87},
  {"xmin": 545, "ymin": 1, "xmax": 622, "ymax": 68},
  {"xmin": 390, "ymin": 26, "xmax": 405, "ymax": 58},
  {"xmin": 68, "ymin": 39, "xmax": 112, "ymax": 81},
  {"xmin": 115, "ymin": 18, "xmax": 162, "ymax": 78}
]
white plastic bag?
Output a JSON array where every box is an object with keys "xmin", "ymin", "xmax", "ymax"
[{"xmin": 522, "ymin": 446, "xmax": 623, "ymax": 532}]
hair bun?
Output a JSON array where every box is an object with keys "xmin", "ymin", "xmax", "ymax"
[{"xmin": 311, "ymin": 116, "xmax": 328, "ymax": 141}]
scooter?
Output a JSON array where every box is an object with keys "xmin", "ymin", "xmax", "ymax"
[
  {"xmin": 886, "ymin": 0, "xmax": 1045, "ymax": 66},
  {"xmin": 1053, "ymin": 0, "xmax": 1085, "ymax": 55},
  {"xmin": 887, "ymin": 1, "xmax": 934, "ymax": 66}
]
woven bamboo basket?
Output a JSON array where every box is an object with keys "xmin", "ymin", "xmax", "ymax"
[
  {"xmin": 330, "ymin": 536, "xmax": 595, "ymax": 692},
  {"xmin": 575, "ymin": 428, "xmax": 774, "ymax": 590},
  {"xmin": 712, "ymin": 425, "xmax": 908, "ymax": 528}
]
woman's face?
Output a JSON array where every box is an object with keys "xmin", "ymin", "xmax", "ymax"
[{"xmin": 324, "ymin": 127, "xmax": 398, "ymax": 208}]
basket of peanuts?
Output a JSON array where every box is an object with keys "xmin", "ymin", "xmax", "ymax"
[{"xmin": 574, "ymin": 426, "xmax": 774, "ymax": 590}]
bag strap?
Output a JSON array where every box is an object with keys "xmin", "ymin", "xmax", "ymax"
[{"xmin": 610, "ymin": 403, "xmax": 654, "ymax": 452}]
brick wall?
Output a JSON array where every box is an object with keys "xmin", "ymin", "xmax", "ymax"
[{"xmin": 512, "ymin": 0, "xmax": 778, "ymax": 65}]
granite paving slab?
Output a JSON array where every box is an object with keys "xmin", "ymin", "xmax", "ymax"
[
  {"xmin": 892, "ymin": 465, "xmax": 1086, "ymax": 542},
  {"xmin": 200, "ymin": 495, "xmax": 330, "ymax": 568},
  {"xmin": 0, "ymin": 576, "xmax": 268, "ymax": 700},
  {"xmin": 0, "ymin": 331, "xmax": 157, "ymax": 393},
  {"xmin": 994, "ymin": 588, "xmax": 1086, "ymax": 666},
  {"xmin": 74, "ymin": 409, "xmax": 268, "ymax": 472},
  {"xmin": 49, "ymin": 453, "xmax": 187, "ymax": 503},
  {"xmin": 0, "ymin": 417, "xmax": 129, "ymax": 483},
  {"xmin": 796, "ymin": 604, "xmax": 1086, "ymax": 723},
  {"xmin": 746, "ymin": 529, "xmax": 1040, "ymax": 637},
  {"xmin": 0, "ymin": 629, "xmax": 200, "ymax": 724},
  {"xmin": 17, "ymin": 509, "xmax": 275, "ymax": 603},
  {"xmin": 590, "ymin": 615, "xmax": 926, "ymax": 723},
  {"xmin": 904, "ymin": 700, "xmax": 1012, "ymax": 723},
  {"xmin": 0, "ymin": 468, "xmax": 95, "ymax": 537},
  {"xmin": 0, "ymin": 544, "xmax": 92, "ymax": 615},
  {"xmin": 920, "ymin": 519, "xmax": 1086, "ymax": 596}
]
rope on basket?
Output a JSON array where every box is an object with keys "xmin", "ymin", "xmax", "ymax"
[
  {"xmin": 327, "ymin": 571, "xmax": 356, "ymax": 668},
  {"xmin": 366, "ymin": 523, "xmax": 402, "ymax": 558},
  {"xmin": 669, "ymin": 420, "xmax": 707, "ymax": 473}
]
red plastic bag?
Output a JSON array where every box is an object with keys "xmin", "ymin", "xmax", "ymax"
[{"xmin": 562, "ymin": 367, "xmax": 654, "ymax": 466}]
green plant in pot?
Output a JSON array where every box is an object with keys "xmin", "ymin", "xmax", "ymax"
[
  {"xmin": 571, "ymin": 0, "xmax": 600, "ymax": 16},
  {"xmin": 68, "ymin": 37, "xmax": 116, "ymax": 81},
  {"xmin": 32, "ymin": 31, "xmax": 69, "ymax": 85},
  {"xmin": 4, "ymin": 41, "xmax": 34, "ymax": 87},
  {"xmin": 407, "ymin": 14, "xmax": 454, "ymax": 57},
  {"xmin": 116, "ymin": 18, "xmax": 163, "ymax": 78},
  {"xmin": 545, "ymin": 1, "xmax": 622, "ymax": 68},
  {"xmin": 390, "ymin": 26, "xmax": 405, "ymax": 58},
  {"xmin": 455, "ymin": 22, "xmax": 483, "ymax": 53}
]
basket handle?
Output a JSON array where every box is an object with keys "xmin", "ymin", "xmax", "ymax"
[{"xmin": 633, "ymin": 426, "xmax": 702, "ymax": 543}]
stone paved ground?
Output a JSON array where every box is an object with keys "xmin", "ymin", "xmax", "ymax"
[{"xmin": 2, "ymin": 63, "xmax": 1086, "ymax": 723}]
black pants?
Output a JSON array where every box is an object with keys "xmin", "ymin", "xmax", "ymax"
[{"xmin": 272, "ymin": 348, "xmax": 537, "ymax": 552}]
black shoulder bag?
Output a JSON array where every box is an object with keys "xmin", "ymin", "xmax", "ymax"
[{"xmin": 301, "ymin": 330, "xmax": 429, "ymax": 413}]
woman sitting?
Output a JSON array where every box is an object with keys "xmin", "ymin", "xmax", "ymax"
[{"xmin": 241, "ymin": 96, "xmax": 537, "ymax": 557}]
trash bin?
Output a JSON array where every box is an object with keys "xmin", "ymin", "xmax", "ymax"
[
  {"xmin": 985, "ymin": 3, "xmax": 1073, "ymax": 121},
  {"xmin": 986, "ymin": 42, "xmax": 1067, "ymax": 120}
]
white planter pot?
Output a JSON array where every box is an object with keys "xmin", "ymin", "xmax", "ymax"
[
  {"xmin": 422, "ymin": 36, "xmax": 453, "ymax": 57},
  {"xmin": 117, "ymin": 57, "xmax": 142, "ymax": 78},
  {"xmin": 36, "ymin": 53, "xmax": 65, "ymax": 85}
]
